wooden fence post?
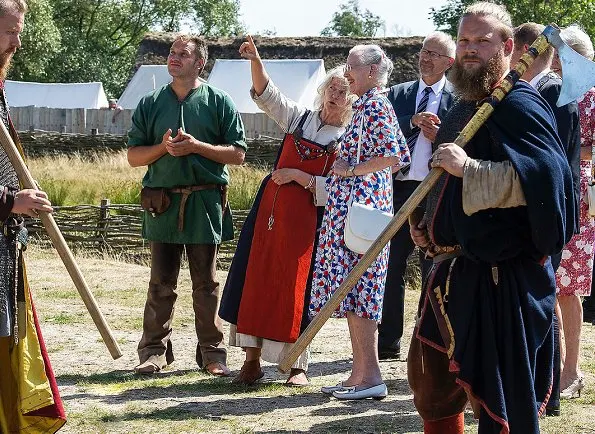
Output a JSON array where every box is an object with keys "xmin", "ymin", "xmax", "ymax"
[{"xmin": 98, "ymin": 198, "xmax": 111, "ymax": 246}]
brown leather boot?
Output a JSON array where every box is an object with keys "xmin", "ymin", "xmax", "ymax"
[{"xmin": 232, "ymin": 360, "xmax": 264, "ymax": 385}]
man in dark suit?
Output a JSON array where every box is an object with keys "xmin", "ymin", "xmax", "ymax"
[
  {"xmin": 511, "ymin": 22, "xmax": 582, "ymax": 417},
  {"xmin": 380, "ymin": 31, "xmax": 456, "ymax": 359}
]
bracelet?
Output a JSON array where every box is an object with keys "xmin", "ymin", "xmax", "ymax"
[
  {"xmin": 350, "ymin": 166, "xmax": 356, "ymax": 177},
  {"xmin": 304, "ymin": 175, "xmax": 315, "ymax": 189}
]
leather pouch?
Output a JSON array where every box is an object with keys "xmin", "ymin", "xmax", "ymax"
[{"xmin": 140, "ymin": 187, "xmax": 171, "ymax": 216}]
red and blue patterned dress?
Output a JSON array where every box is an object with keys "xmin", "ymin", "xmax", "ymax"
[
  {"xmin": 556, "ymin": 88, "xmax": 595, "ymax": 296},
  {"xmin": 309, "ymin": 87, "xmax": 410, "ymax": 321}
]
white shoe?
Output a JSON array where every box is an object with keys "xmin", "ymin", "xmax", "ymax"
[
  {"xmin": 332, "ymin": 383, "xmax": 388, "ymax": 400},
  {"xmin": 321, "ymin": 382, "xmax": 346, "ymax": 395}
]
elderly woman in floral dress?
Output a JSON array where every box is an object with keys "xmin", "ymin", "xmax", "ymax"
[
  {"xmin": 310, "ymin": 44, "xmax": 410, "ymax": 400},
  {"xmin": 552, "ymin": 24, "xmax": 595, "ymax": 399}
]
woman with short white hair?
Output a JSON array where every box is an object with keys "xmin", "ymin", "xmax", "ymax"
[{"xmin": 311, "ymin": 44, "xmax": 410, "ymax": 400}]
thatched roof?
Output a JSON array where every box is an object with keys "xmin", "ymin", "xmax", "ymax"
[{"xmin": 135, "ymin": 33, "xmax": 424, "ymax": 85}]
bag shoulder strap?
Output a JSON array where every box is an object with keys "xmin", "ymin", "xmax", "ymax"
[{"xmin": 348, "ymin": 112, "xmax": 366, "ymax": 206}]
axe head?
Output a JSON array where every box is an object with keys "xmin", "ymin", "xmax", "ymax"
[{"xmin": 543, "ymin": 25, "xmax": 595, "ymax": 106}]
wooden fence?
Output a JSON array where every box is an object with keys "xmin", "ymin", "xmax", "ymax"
[
  {"xmin": 10, "ymin": 107, "xmax": 284, "ymax": 139},
  {"xmin": 26, "ymin": 201, "xmax": 249, "ymax": 268}
]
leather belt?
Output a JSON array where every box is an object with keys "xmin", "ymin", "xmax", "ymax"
[
  {"xmin": 169, "ymin": 184, "xmax": 228, "ymax": 231},
  {"xmin": 432, "ymin": 246, "xmax": 462, "ymax": 264}
]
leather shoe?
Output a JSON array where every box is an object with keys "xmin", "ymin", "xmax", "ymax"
[
  {"xmin": 321, "ymin": 382, "xmax": 346, "ymax": 395},
  {"xmin": 332, "ymin": 383, "xmax": 388, "ymax": 400},
  {"xmin": 378, "ymin": 340, "xmax": 401, "ymax": 360}
]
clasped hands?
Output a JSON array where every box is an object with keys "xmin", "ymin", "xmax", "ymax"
[
  {"xmin": 412, "ymin": 111, "xmax": 440, "ymax": 142},
  {"xmin": 161, "ymin": 128, "xmax": 201, "ymax": 157}
]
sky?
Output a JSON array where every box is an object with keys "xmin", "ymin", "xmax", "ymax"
[{"xmin": 238, "ymin": 0, "xmax": 449, "ymax": 37}]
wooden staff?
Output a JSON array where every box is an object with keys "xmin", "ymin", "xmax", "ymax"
[
  {"xmin": 0, "ymin": 121, "xmax": 122, "ymax": 360},
  {"xmin": 278, "ymin": 30, "xmax": 554, "ymax": 373}
]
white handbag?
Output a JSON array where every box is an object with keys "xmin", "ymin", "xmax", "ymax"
[
  {"xmin": 343, "ymin": 116, "xmax": 393, "ymax": 255},
  {"xmin": 345, "ymin": 201, "xmax": 393, "ymax": 254}
]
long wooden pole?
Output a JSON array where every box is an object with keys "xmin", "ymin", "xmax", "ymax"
[
  {"xmin": 0, "ymin": 122, "xmax": 122, "ymax": 360},
  {"xmin": 278, "ymin": 30, "xmax": 554, "ymax": 373}
]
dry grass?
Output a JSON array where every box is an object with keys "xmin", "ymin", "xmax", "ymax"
[
  {"xmin": 24, "ymin": 246, "xmax": 595, "ymax": 434},
  {"xmin": 27, "ymin": 151, "xmax": 269, "ymax": 209}
]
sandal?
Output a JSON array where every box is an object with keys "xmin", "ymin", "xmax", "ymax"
[
  {"xmin": 204, "ymin": 361, "xmax": 231, "ymax": 377},
  {"xmin": 232, "ymin": 360, "xmax": 264, "ymax": 385}
]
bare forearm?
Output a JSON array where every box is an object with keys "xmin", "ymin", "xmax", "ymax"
[
  {"xmin": 251, "ymin": 58, "xmax": 270, "ymax": 96},
  {"xmin": 127, "ymin": 144, "xmax": 167, "ymax": 167},
  {"xmin": 353, "ymin": 156, "xmax": 400, "ymax": 176},
  {"xmin": 581, "ymin": 146, "xmax": 592, "ymax": 160},
  {"xmin": 196, "ymin": 142, "xmax": 246, "ymax": 165}
]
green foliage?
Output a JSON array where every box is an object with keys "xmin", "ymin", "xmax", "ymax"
[
  {"xmin": 9, "ymin": 0, "xmax": 245, "ymax": 98},
  {"xmin": 321, "ymin": 0, "xmax": 385, "ymax": 37},
  {"xmin": 153, "ymin": 0, "xmax": 245, "ymax": 35},
  {"xmin": 10, "ymin": 0, "xmax": 61, "ymax": 81},
  {"xmin": 431, "ymin": 0, "xmax": 595, "ymax": 40}
]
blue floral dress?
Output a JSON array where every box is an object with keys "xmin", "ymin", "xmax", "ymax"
[{"xmin": 309, "ymin": 87, "xmax": 410, "ymax": 321}]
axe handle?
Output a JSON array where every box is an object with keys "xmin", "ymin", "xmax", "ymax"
[
  {"xmin": 0, "ymin": 122, "xmax": 122, "ymax": 360},
  {"xmin": 278, "ymin": 33, "xmax": 552, "ymax": 373}
]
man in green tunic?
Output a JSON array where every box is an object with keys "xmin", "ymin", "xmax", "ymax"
[{"xmin": 128, "ymin": 34, "xmax": 247, "ymax": 376}]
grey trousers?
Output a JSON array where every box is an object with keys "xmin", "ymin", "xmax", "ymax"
[{"xmin": 137, "ymin": 242, "xmax": 226, "ymax": 368}]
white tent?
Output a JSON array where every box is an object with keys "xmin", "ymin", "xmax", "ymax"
[
  {"xmin": 207, "ymin": 59, "xmax": 326, "ymax": 113},
  {"xmin": 117, "ymin": 60, "xmax": 326, "ymax": 113},
  {"xmin": 117, "ymin": 65, "xmax": 173, "ymax": 110},
  {"xmin": 4, "ymin": 80, "xmax": 109, "ymax": 109}
]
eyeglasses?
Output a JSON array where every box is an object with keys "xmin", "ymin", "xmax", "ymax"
[
  {"xmin": 344, "ymin": 63, "xmax": 367, "ymax": 72},
  {"xmin": 420, "ymin": 49, "xmax": 451, "ymax": 59}
]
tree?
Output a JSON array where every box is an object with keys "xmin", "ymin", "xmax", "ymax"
[
  {"xmin": 9, "ymin": 0, "xmax": 246, "ymax": 98},
  {"xmin": 10, "ymin": 0, "xmax": 61, "ymax": 82},
  {"xmin": 153, "ymin": 0, "xmax": 245, "ymax": 35},
  {"xmin": 431, "ymin": 0, "xmax": 595, "ymax": 40},
  {"xmin": 321, "ymin": 0, "xmax": 385, "ymax": 37}
]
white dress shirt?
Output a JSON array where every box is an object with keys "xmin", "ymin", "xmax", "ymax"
[
  {"xmin": 398, "ymin": 75, "xmax": 447, "ymax": 181},
  {"xmin": 528, "ymin": 70, "xmax": 550, "ymax": 90}
]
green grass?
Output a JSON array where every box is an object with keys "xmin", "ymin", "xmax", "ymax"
[{"xmin": 28, "ymin": 151, "xmax": 268, "ymax": 210}]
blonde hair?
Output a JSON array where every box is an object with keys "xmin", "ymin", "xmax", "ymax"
[
  {"xmin": 0, "ymin": 0, "xmax": 27, "ymax": 15},
  {"xmin": 461, "ymin": 1, "xmax": 513, "ymax": 41},
  {"xmin": 314, "ymin": 65, "xmax": 354, "ymax": 126}
]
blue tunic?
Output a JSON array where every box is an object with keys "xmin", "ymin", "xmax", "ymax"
[{"xmin": 419, "ymin": 81, "xmax": 575, "ymax": 434}]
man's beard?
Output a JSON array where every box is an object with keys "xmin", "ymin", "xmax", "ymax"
[
  {"xmin": 449, "ymin": 50, "xmax": 507, "ymax": 101},
  {"xmin": 0, "ymin": 51, "xmax": 14, "ymax": 81}
]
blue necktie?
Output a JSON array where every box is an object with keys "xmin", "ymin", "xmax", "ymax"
[{"xmin": 401, "ymin": 86, "xmax": 432, "ymax": 175}]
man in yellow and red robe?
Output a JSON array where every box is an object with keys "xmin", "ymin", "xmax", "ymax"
[{"xmin": 0, "ymin": 0, "xmax": 66, "ymax": 432}]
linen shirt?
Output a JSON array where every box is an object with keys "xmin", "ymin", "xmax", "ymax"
[
  {"xmin": 252, "ymin": 79, "xmax": 346, "ymax": 204},
  {"xmin": 128, "ymin": 83, "xmax": 247, "ymax": 244}
]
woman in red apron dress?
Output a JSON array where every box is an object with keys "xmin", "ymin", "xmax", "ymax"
[{"xmin": 219, "ymin": 36, "xmax": 353, "ymax": 386}]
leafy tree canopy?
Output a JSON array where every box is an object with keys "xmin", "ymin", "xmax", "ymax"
[
  {"xmin": 321, "ymin": 0, "xmax": 385, "ymax": 37},
  {"xmin": 431, "ymin": 0, "xmax": 595, "ymax": 40},
  {"xmin": 10, "ymin": 0, "xmax": 245, "ymax": 98}
]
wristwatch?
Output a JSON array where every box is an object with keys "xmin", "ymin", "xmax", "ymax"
[{"xmin": 348, "ymin": 165, "xmax": 356, "ymax": 177}]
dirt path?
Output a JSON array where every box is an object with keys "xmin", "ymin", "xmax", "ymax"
[{"xmin": 26, "ymin": 248, "xmax": 594, "ymax": 433}]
